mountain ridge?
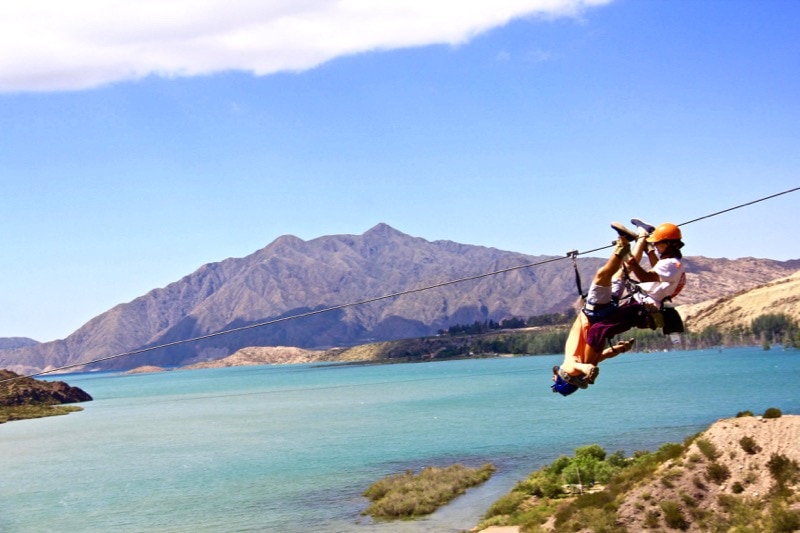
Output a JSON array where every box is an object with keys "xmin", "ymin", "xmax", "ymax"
[{"xmin": 2, "ymin": 224, "xmax": 798, "ymax": 374}]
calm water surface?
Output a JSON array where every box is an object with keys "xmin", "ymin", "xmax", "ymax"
[{"xmin": 2, "ymin": 347, "xmax": 798, "ymax": 532}]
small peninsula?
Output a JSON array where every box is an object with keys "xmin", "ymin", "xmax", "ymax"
[{"xmin": 0, "ymin": 369, "xmax": 93, "ymax": 424}]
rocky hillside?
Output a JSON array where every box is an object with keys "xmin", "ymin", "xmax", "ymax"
[
  {"xmin": 2, "ymin": 224, "xmax": 798, "ymax": 374},
  {"xmin": 678, "ymin": 256, "xmax": 800, "ymax": 305},
  {"xmin": 680, "ymin": 270, "xmax": 800, "ymax": 333},
  {"xmin": 477, "ymin": 415, "xmax": 800, "ymax": 533},
  {"xmin": 616, "ymin": 415, "xmax": 800, "ymax": 532},
  {"xmin": 182, "ymin": 346, "xmax": 337, "ymax": 368},
  {"xmin": 0, "ymin": 337, "xmax": 39, "ymax": 350},
  {"xmin": 0, "ymin": 370, "xmax": 92, "ymax": 408}
]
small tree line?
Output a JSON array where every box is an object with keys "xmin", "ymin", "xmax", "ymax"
[
  {"xmin": 439, "ymin": 309, "xmax": 577, "ymax": 336},
  {"xmin": 439, "ymin": 310, "xmax": 799, "ymax": 355},
  {"xmin": 681, "ymin": 312, "xmax": 800, "ymax": 350}
]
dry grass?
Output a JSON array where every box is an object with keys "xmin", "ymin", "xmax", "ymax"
[
  {"xmin": 362, "ymin": 463, "xmax": 495, "ymax": 520},
  {"xmin": 0, "ymin": 404, "xmax": 83, "ymax": 424}
]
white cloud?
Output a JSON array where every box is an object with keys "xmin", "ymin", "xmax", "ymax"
[{"xmin": 0, "ymin": 0, "xmax": 612, "ymax": 92}]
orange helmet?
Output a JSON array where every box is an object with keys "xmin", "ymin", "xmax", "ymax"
[{"xmin": 646, "ymin": 223, "xmax": 682, "ymax": 243}]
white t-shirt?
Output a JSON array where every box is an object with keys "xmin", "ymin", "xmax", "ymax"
[{"xmin": 637, "ymin": 257, "xmax": 686, "ymax": 305}]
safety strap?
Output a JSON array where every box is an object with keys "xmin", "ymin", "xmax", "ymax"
[{"xmin": 566, "ymin": 250, "xmax": 586, "ymax": 300}]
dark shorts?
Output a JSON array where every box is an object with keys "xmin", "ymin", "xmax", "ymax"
[{"xmin": 585, "ymin": 302, "xmax": 649, "ymax": 353}]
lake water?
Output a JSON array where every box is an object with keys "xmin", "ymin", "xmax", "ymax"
[{"xmin": 2, "ymin": 347, "xmax": 799, "ymax": 532}]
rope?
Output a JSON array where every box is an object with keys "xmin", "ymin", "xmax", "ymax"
[{"xmin": 4, "ymin": 186, "xmax": 798, "ymax": 383}]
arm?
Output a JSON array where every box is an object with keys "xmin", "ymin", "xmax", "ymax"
[
  {"xmin": 625, "ymin": 256, "xmax": 661, "ymax": 283},
  {"xmin": 644, "ymin": 246, "xmax": 659, "ymax": 268}
]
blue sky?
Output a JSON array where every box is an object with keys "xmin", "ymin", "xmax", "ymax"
[{"xmin": 1, "ymin": 0, "xmax": 799, "ymax": 342}]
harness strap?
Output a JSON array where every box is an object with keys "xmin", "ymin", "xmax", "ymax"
[{"xmin": 566, "ymin": 250, "xmax": 586, "ymax": 300}]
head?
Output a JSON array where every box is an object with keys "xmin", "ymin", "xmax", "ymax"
[
  {"xmin": 646, "ymin": 223, "xmax": 684, "ymax": 258},
  {"xmin": 551, "ymin": 366, "xmax": 579, "ymax": 396}
]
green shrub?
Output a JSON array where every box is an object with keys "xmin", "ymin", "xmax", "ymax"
[
  {"xmin": 661, "ymin": 500, "xmax": 690, "ymax": 530},
  {"xmin": 521, "ymin": 471, "xmax": 563, "ymax": 498},
  {"xmin": 732, "ymin": 481, "xmax": 745, "ymax": 494},
  {"xmin": 573, "ymin": 490, "xmax": 614, "ymax": 510},
  {"xmin": 706, "ymin": 462, "xmax": 731, "ymax": 484},
  {"xmin": 575, "ymin": 444, "xmax": 607, "ymax": 461},
  {"xmin": 546, "ymin": 455, "xmax": 572, "ymax": 475},
  {"xmin": 763, "ymin": 407, "xmax": 783, "ymax": 419},
  {"xmin": 739, "ymin": 435, "xmax": 761, "ymax": 455},
  {"xmin": 644, "ymin": 509, "xmax": 660, "ymax": 528},
  {"xmin": 607, "ymin": 450, "xmax": 628, "ymax": 468},
  {"xmin": 657, "ymin": 442, "xmax": 685, "ymax": 461},
  {"xmin": 692, "ymin": 475, "xmax": 707, "ymax": 490},
  {"xmin": 680, "ymin": 491, "xmax": 697, "ymax": 508},
  {"xmin": 735, "ymin": 410, "xmax": 754, "ymax": 417},
  {"xmin": 767, "ymin": 454, "xmax": 800, "ymax": 492},
  {"xmin": 770, "ymin": 502, "xmax": 800, "ymax": 533},
  {"xmin": 483, "ymin": 491, "xmax": 527, "ymax": 519},
  {"xmin": 696, "ymin": 438, "xmax": 720, "ymax": 461}
]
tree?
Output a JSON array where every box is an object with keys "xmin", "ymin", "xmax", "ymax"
[{"xmin": 752, "ymin": 313, "xmax": 797, "ymax": 347}]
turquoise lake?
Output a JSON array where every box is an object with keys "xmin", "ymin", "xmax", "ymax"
[{"xmin": 2, "ymin": 347, "xmax": 799, "ymax": 532}]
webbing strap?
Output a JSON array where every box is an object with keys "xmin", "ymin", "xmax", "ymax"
[{"xmin": 566, "ymin": 250, "xmax": 586, "ymax": 300}]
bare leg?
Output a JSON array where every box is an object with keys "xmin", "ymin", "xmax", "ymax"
[
  {"xmin": 613, "ymin": 232, "xmax": 648, "ymax": 284},
  {"xmin": 593, "ymin": 338, "xmax": 636, "ymax": 364},
  {"xmin": 593, "ymin": 239, "xmax": 630, "ymax": 287}
]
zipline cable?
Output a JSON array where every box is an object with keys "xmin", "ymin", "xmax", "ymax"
[
  {"xmin": 4, "ymin": 186, "xmax": 798, "ymax": 382},
  {"xmin": 677, "ymin": 187, "xmax": 799, "ymax": 227}
]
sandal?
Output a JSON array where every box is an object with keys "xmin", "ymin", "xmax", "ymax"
[{"xmin": 586, "ymin": 366, "xmax": 599, "ymax": 385}]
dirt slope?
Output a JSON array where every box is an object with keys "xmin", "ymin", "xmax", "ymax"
[
  {"xmin": 679, "ymin": 270, "xmax": 800, "ymax": 333},
  {"xmin": 616, "ymin": 415, "xmax": 800, "ymax": 532}
]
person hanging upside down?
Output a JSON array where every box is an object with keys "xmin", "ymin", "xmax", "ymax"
[{"xmin": 552, "ymin": 220, "xmax": 686, "ymax": 396}]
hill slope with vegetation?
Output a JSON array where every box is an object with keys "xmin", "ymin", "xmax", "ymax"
[
  {"xmin": 477, "ymin": 412, "xmax": 800, "ymax": 532},
  {"xmin": 679, "ymin": 270, "xmax": 800, "ymax": 344}
]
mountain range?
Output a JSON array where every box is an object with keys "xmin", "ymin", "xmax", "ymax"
[{"xmin": 2, "ymin": 223, "xmax": 799, "ymax": 374}]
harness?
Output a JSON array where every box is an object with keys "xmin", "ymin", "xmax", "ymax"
[{"xmin": 568, "ymin": 249, "xmax": 637, "ymax": 319}]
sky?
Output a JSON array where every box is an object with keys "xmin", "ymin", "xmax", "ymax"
[{"xmin": 1, "ymin": 0, "xmax": 799, "ymax": 342}]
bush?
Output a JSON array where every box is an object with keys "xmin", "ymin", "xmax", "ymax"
[
  {"xmin": 763, "ymin": 407, "xmax": 783, "ymax": 419},
  {"xmin": 661, "ymin": 500, "xmax": 690, "ymax": 530},
  {"xmin": 770, "ymin": 502, "xmax": 800, "ymax": 533},
  {"xmin": 645, "ymin": 509, "xmax": 660, "ymax": 528},
  {"xmin": 693, "ymin": 475, "xmax": 707, "ymax": 490},
  {"xmin": 483, "ymin": 491, "xmax": 527, "ymax": 519},
  {"xmin": 575, "ymin": 444, "xmax": 607, "ymax": 461},
  {"xmin": 739, "ymin": 435, "xmax": 761, "ymax": 455},
  {"xmin": 735, "ymin": 410, "xmax": 754, "ymax": 418},
  {"xmin": 767, "ymin": 454, "xmax": 800, "ymax": 491},
  {"xmin": 657, "ymin": 442, "xmax": 686, "ymax": 461},
  {"xmin": 696, "ymin": 438, "xmax": 720, "ymax": 461},
  {"xmin": 706, "ymin": 462, "xmax": 731, "ymax": 484},
  {"xmin": 519, "ymin": 472, "xmax": 563, "ymax": 499}
]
